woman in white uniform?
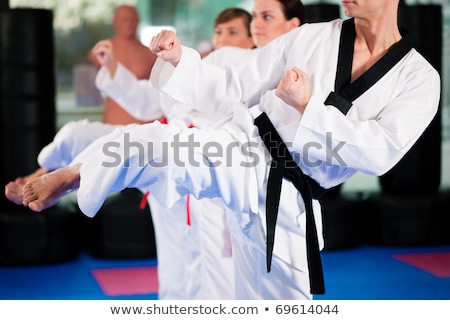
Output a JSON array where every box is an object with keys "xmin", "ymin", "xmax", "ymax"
[
  {"xmin": 13, "ymin": 1, "xmax": 306, "ymax": 299},
  {"xmin": 22, "ymin": 0, "xmax": 439, "ymax": 299}
]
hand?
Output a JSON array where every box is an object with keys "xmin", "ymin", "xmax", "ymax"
[
  {"xmin": 91, "ymin": 40, "xmax": 116, "ymax": 76},
  {"xmin": 275, "ymin": 67, "xmax": 311, "ymax": 114},
  {"xmin": 150, "ymin": 30, "xmax": 182, "ymax": 66}
]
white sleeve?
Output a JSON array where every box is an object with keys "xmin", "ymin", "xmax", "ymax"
[
  {"xmin": 95, "ymin": 63, "xmax": 164, "ymax": 121},
  {"xmin": 150, "ymin": 39, "xmax": 287, "ymax": 114},
  {"xmin": 293, "ymin": 59, "xmax": 441, "ymax": 181}
]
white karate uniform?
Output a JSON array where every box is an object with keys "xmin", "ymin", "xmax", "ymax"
[
  {"xmin": 54, "ymin": 46, "xmax": 257, "ymax": 300},
  {"xmin": 74, "ymin": 19, "xmax": 440, "ymax": 299}
]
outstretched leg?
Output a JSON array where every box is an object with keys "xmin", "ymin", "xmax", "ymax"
[
  {"xmin": 6, "ymin": 123, "xmax": 134, "ymax": 208},
  {"xmin": 22, "ymin": 164, "xmax": 82, "ymax": 212}
]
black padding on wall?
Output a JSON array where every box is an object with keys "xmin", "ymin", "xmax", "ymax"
[
  {"xmin": 303, "ymin": 4, "xmax": 340, "ymax": 23},
  {"xmin": 86, "ymin": 189, "xmax": 157, "ymax": 259},
  {"xmin": 0, "ymin": 66, "xmax": 55, "ymax": 98},
  {"xmin": 0, "ymin": 8, "xmax": 56, "ymax": 208},
  {"xmin": 361, "ymin": 191, "xmax": 450, "ymax": 246},
  {"xmin": 320, "ymin": 191, "xmax": 363, "ymax": 250},
  {"xmin": 0, "ymin": 204, "xmax": 82, "ymax": 265},
  {"xmin": 1, "ymin": 98, "xmax": 55, "ymax": 128},
  {"xmin": 0, "ymin": 9, "xmax": 54, "ymax": 68}
]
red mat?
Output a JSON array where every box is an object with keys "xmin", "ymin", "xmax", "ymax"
[
  {"xmin": 392, "ymin": 252, "xmax": 450, "ymax": 278},
  {"xmin": 91, "ymin": 266, "xmax": 159, "ymax": 296}
]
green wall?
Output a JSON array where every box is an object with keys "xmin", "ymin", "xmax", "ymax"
[{"xmin": 137, "ymin": 0, "xmax": 250, "ymax": 49}]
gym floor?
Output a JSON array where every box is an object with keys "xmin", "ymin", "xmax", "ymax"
[{"xmin": 0, "ymin": 243, "xmax": 449, "ymax": 300}]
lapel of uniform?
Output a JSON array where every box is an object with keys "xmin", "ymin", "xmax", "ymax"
[{"xmin": 326, "ymin": 18, "xmax": 414, "ymax": 115}]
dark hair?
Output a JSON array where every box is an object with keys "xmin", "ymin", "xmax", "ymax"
[
  {"xmin": 214, "ymin": 7, "xmax": 253, "ymax": 37},
  {"xmin": 278, "ymin": 0, "xmax": 305, "ymax": 26}
]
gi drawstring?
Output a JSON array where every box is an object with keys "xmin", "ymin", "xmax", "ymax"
[
  {"xmin": 186, "ymin": 193, "xmax": 191, "ymax": 226},
  {"xmin": 139, "ymin": 191, "xmax": 150, "ymax": 210}
]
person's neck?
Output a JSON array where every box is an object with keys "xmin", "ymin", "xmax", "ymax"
[
  {"xmin": 350, "ymin": 15, "xmax": 402, "ymax": 83},
  {"xmin": 354, "ymin": 16, "xmax": 402, "ymax": 56}
]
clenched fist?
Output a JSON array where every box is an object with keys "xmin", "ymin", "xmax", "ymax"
[
  {"xmin": 150, "ymin": 30, "xmax": 182, "ymax": 66},
  {"xmin": 91, "ymin": 40, "xmax": 116, "ymax": 76},
  {"xmin": 275, "ymin": 67, "xmax": 311, "ymax": 114}
]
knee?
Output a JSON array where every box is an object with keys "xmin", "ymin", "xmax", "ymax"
[{"xmin": 54, "ymin": 120, "xmax": 90, "ymax": 143}]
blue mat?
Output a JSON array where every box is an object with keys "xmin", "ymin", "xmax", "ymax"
[
  {"xmin": 0, "ymin": 253, "xmax": 158, "ymax": 300},
  {"xmin": 0, "ymin": 245, "xmax": 449, "ymax": 300},
  {"xmin": 316, "ymin": 245, "xmax": 450, "ymax": 300}
]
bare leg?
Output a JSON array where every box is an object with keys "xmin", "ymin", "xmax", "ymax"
[
  {"xmin": 22, "ymin": 164, "xmax": 82, "ymax": 212},
  {"xmin": 5, "ymin": 168, "xmax": 51, "ymax": 205}
]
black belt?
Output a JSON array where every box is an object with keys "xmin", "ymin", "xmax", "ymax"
[{"xmin": 254, "ymin": 112, "xmax": 327, "ymax": 294}]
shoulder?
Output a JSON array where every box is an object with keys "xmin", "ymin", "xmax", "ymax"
[
  {"xmin": 402, "ymin": 49, "xmax": 440, "ymax": 82},
  {"xmin": 205, "ymin": 46, "xmax": 255, "ymax": 58},
  {"xmin": 265, "ymin": 19, "xmax": 343, "ymax": 54},
  {"xmin": 203, "ymin": 47, "xmax": 256, "ymax": 67},
  {"xmin": 262, "ymin": 19, "xmax": 343, "ymax": 62},
  {"xmin": 288, "ymin": 18, "xmax": 343, "ymax": 40}
]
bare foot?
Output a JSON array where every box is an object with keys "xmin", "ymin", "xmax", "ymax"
[
  {"xmin": 14, "ymin": 168, "xmax": 50, "ymax": 185},
  {"xmin": 5, "ymin": 168, "xmax": 52, "ymax": 206},
  {"xmin": 5, "ymin": 181, "xmax": 26, "ymax": 205},
  {"xmin": 22, "ymin": 164, "xmax": 82, "ymax": 212}
]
